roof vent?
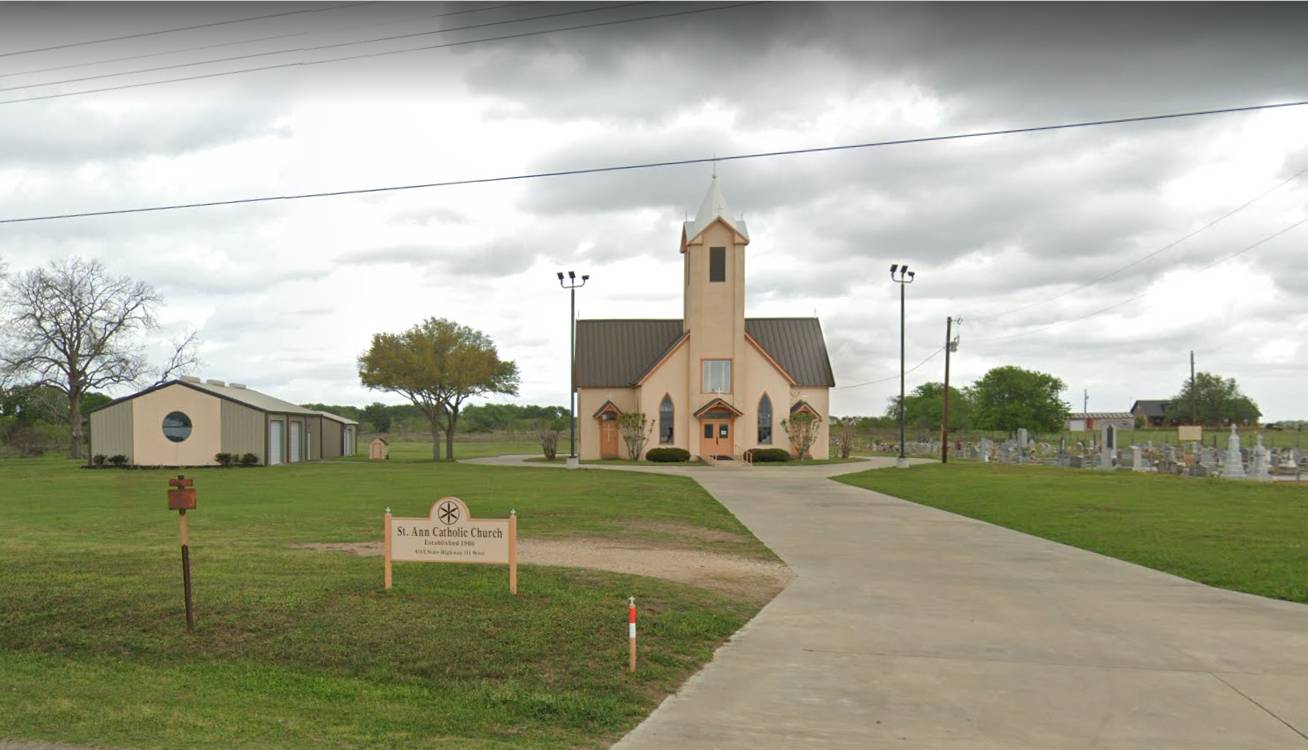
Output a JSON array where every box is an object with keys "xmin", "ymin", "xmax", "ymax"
[
  {"xmin": 180, "ymin": 375, "xmax": 202, "ymax": 383},
  {"xmin": 229, "ymin": 383, "xmax": 247, "ymax": 389},
  {"xmin": 205, "ymin": 379, "xmax": 226, "ymax": 387}
]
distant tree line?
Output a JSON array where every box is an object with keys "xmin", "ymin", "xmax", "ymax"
[
  {"xmin": 855, "ymin": 364, "xmax": 1263, "ymax": 437},
  {"xmin": 302, "ymin": 401, "xmax": 568, "ymax": 436}
]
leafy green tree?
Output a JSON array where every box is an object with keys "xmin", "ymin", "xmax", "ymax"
[
  {"xmin": 618, "ymin": 412, "xmax": 652, "ymax": 460},
  {"xmin": 360, "ymin": 402, "xmax": 392, "ymax": 433},
  {"xmin": 1164, "ymin": 372, "xmax": 1261, "ymax": 426},
  {"xmin": 358, "ymin": 318, "xmax": 519, "ymax": 461},
  {"xmin": 970, "ymin": 366, "xmax": 1068, "ymax": 434},
  {"xmin": 781, "ymin": 411, "xmax": 822, "ymax": 459},
  {"xmin": 885, "ymin": 382, "xmax": 973, "ymax": 432}
]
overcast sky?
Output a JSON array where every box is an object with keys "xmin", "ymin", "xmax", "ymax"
[{"xmin": 2, "ymin": 2, "xmax": 1306, "ymax": 419}]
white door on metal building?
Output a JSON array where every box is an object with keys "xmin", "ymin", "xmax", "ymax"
[
  {"xmin": 269, "ymin": 420, "xmax": 284, "ymax": 465},
  {"xmin": 289, "ymin": 422, "xmax": 303, "ymax": 463},
  {"xmin": 343, "ymin": 427, "xmax": 354, "ymax": 455}
]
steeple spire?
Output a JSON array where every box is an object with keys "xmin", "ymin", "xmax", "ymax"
[{"xmin": 683, "ymin": 175, "xmax": 749, "ymax": 242}]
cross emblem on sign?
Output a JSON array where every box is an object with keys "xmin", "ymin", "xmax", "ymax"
[
  {"xmin": 169, "ymin": 476, "xmax": 193, "ymax": 490},
  {"xmin": 437, "ymin": 501, "xmax": 460, "ymax": 525}
]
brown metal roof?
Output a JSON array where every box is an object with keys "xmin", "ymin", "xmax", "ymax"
[
  {"xmin": 744, "ymin": 318, "xmax": 836, "ymax": 387},
  {"xmin": 574, "ymin": 318, "xmax": 835, "ymax": 388},
  {"xmin": 574, "ymin": 319, "xmax": 685, "ymax": 388}
]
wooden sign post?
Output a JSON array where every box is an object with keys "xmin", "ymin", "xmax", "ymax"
[
  {"xmin": 384, "ymin": 497, "xmax": 517, "ymax": 594},
  {"xmin": 166, "ymin": 475, "xmax": 197, "ymax": 633}
]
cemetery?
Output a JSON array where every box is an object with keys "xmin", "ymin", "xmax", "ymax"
[{"xmin": 863, "ymin": 423, "xmax": 1307, "ymax": 482}]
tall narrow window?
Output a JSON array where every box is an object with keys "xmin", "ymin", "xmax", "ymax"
[
  {"xmin": 702, "ymin": 359, "xmax": 731, "ymax": 393},
  {"xmin": 758, "ymin": 394, "xmax": 773, "ymax": 444},
  {"xmin": 659, "ymin": 395, "xmax": 674, "ymax": 444},
  {"xmin": 709, "ymin": 246, "xmax": 726, "ymax": 282}
]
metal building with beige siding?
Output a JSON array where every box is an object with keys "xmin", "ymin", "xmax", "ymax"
[{"xmin": 88, "ymin": 376, "xmax": 358, "ymax": 467}]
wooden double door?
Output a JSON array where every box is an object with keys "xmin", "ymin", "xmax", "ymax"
[{"xmin": 700, "ymin": 417, "xmax": 734, "ymax": 459}]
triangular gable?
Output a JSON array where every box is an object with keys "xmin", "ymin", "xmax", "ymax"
[
  {"xmin": 693, "ymin": 397, "xmax": 744, "ymax": 418},
  {"xmin": 592, "ymin": 400, "xmax": 624, "ymax": 418},
  {"xmin": 790, "ymin": 400, "xmax": 820, "ymax": 417},
  {"xmin": 635, "ymin": 332, "xmax": 689, "ymax": 386},
  {"xmin": 745, "ymin": 331, "xmax": 797, "ymax": 385},
  {"xmin": 680, "ymin": 216, "xmax": 749, "ymax": 253}
]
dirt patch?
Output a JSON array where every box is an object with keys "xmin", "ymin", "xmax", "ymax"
[
  {"xmin": 290, "ymin": 539, "xmax": 792, "ymax": 600},
  {"xmin": 620, "ymin": 519, "xmax": 747, "ymax": 545}
]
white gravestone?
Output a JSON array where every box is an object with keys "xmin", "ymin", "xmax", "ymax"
[
  {"xmin": 1223, "ymin": 424, "xmax": 1247, "ymax": 480},
  {"xmin": 1132, "ymin": 445, "xmax": 1145, "ymax": 472}
]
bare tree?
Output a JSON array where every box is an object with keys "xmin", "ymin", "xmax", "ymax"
[
  {"xmin": 782, "ymin": 411, "xmax": 823, "ymax": 460},
  {"xmin": 1, "ymin": 258, "xmax": 197, "ymax": 458},
  {"xmin": 618, "ymin": 412, "xmax": 653, "ymax": 460},
  {"xmin": 831, "ymin": 416, "xmax": 857, "ymax": 459}
]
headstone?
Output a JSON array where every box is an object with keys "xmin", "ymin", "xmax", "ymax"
[
  {"xmin": 1131, "ymin": 445, "xmax": 1145, "ymax": 472},
  {"xmin": 1223, "ymin": 424, "xmax": 1247, "ymax": 480},
  {"xmin": 980, "ymin": 437, "xmax": 993, "ymax": 463},
  {"xmin": 1250, "ymin": 434, "xmax": 1272, "ymax": 482},
  {"xmin": 1016, "ymin": 429, "xmax": 1029, "ymax": 463},
  {"xmin": 1099, "ymin": 423, "xmax": 1116, "ymax": 470}
]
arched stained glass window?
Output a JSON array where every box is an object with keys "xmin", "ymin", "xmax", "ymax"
[
  {"xmin": 758, "ymin": 394, "xmax": 773, "ymax": 444},
  {"xmin": 659, "ymin": 395, "xmax": 675, "ymax": 444}
]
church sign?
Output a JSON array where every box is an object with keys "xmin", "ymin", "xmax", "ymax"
[{"xmin": 384, "ymin": 497, "xmax": 517, "ymax": 594}]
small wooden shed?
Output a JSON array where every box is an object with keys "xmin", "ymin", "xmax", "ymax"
[{"xmin": 369, "ymin": 437, "xmax": 389, "ymax": 461}]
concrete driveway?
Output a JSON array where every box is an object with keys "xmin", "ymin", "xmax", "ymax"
[{"xmin": 469, "ymin": 457, "xmax": 1308, "ymax": 748}]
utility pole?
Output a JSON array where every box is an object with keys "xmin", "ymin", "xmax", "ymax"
[
  {"xmin": 890, "ymin": 264, "xmax": 915, "ymax": 469},
  {"xmin": 1190, "ymin": 350, "xmax": 1197, "ymax": 425},
  {"xmin": 1083, "ymin": 389, "xmax": 1088, "ymax": 414},
  {"xmin": 941, "ymin": 316, "xmax": 955, "ymax": 464}
]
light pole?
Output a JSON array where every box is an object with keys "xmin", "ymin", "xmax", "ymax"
[
  {"xmin": 890, "ymin": 264, "xmax": 915, "ymax": 469},
  {"xmin": 558, "ymin": 270, "xmax": 588, "ymax": 468}
]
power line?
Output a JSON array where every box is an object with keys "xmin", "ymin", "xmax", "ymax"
[
  {"xmin": 0, "ymin": 2, "xmax": 758, "ymax": 106},
  {"xmin": 971, "ymin": 162, "xmax": 1308, "ymax": 322},
  {"xmin": 834, "ymin": 347, "xmax": 945, "ymax": 390},
  {"xmin": 0, "ymin": 2, "xmax": 649, "ymax": 95},
  {"xmin": 0, "ymin": 3, "xmax": 374, "ymax": 60},
  {"xmin": 968, "ymin": 214, "xmax": 1308, "ymax": 345},
  {"xmin": 0, "ymin": 3, "xmax": 529, "ymax": 81},
  {"xmin": 2, "ymin": 97, "xmax": 1306, "ymax": 225}
]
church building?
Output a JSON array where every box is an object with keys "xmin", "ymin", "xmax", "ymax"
[{"xmin": 574, "ymin": 178, "xmax": 835, "ymax": 461}]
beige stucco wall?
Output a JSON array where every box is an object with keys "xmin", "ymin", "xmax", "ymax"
[
  {"xmin": 90, "ymin": 400, "xmax": 133, "ymax": 461},
  {"xmin": 635, "ymin": 341, "xmax": 690, "ymax": 457},
  {"xmin": 684, "ymin": 221, "xmax": 747, "ymax": 413},
  {"xmin": 220, "ymin": 399, "xmax": 266, "ymax": 464},
  {"xmin": 576, "ymin": 387, "xmax": 638, "ymax": 460},
  {"xmin": 131, "ymin": 384, "xmax": 222, "ymax": 466},
  {"xmin": 738, "ymin": 342, "xmax": 794, "ymax": 451}
]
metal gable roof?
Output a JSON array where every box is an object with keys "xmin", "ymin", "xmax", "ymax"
[
  {"xmin": 744, "ymin": 318, "xmax": 836, "ymax": 387},
  {"xmin": 573, "ymin": 318, "xmax": 835, "ymax": 388},
  {"xmin": 89, "ymin": 379, "xmax": 322, "ymax": 416},
  {"xmin": 574, "ymin": 319, "xmax": 685, "ymax": 388}
]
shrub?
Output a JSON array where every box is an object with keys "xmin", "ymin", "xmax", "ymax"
[
  {"xmin": 646, "ymin": 447, "xmax": 690, "ymax": 463},
  {"xmin": 92, "ymin": 454, "xmax": 107, "ymax": 466},
  {"xmin": 215, "ymin": 452, "xmax": 235, "ymax": 467},
  {"xmin": 747, "ymin": 448, "xmax": 790, "ymax": 463},
  {"xmin": 107, "ymin": 454, "xmax": 129, "ymax": 467},
  {"xmin": 239, "ymin": 452, "xmax": 259, "ymax": 466}
]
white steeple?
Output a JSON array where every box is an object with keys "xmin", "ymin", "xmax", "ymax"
[{"xmin": 683, "ymin": 175, "xmax": 749, "ymax": 242}]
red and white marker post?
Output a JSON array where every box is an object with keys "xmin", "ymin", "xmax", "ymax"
[{"xmin": 628, "ymin": 596, "xmax": 637, "ymax": 672}]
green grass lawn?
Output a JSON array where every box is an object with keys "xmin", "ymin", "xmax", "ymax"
[
  {"xmin": 356, "ymin": 437, "xmax": 565, "ymax": 463},
  {"xmin": 836, "ymin": 463, "xmax": 1308, "ymax": 604},
  {"xmin": 0, "ymin": 452, "xmax": 772, "ymax": 749}
]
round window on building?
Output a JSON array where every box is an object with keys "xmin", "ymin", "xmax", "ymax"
[{"xmin": 162, "ymin": 411, "xmax": 192, "ymax": 443}]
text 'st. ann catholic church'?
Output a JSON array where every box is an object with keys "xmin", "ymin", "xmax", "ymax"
[{"xmin": 574, "ymin": 178, "xmax": 835, "ymax": 461}]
